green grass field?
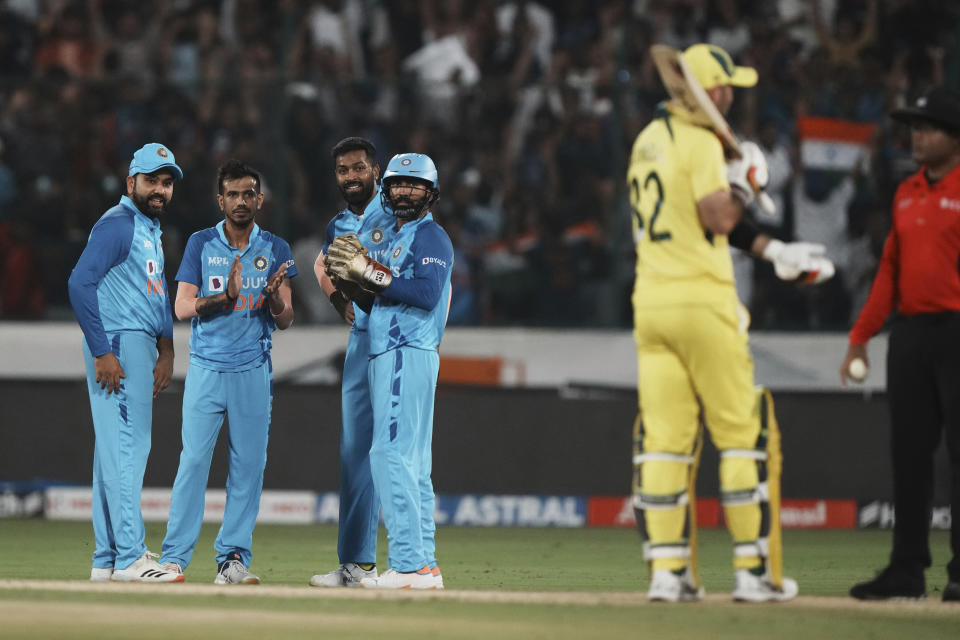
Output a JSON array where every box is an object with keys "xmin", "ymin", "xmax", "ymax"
[{"xmin": 0, "ymin": 521, "xmax": 957, "ymax": 639}]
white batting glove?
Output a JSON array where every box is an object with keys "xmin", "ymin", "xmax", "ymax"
[
  {"xmin": 726, "ymin": 141, "xmax": 776, "ymax": 214},
  {"xmin": 762, "ymin": 239, "xmax": 836, "ymax": 284}
]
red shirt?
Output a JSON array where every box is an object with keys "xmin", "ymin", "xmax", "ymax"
[{"xmin": 850, "ymin": 163, "xmax": 960, "ymax": 345}]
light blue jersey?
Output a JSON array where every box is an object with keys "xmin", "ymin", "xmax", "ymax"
[
  {"xmin": 177, "ymin": 221, "xmax": 298, "ymax": 372},
  {"xmin": 322, "ymin": 189, "xmax": 396, "ymax": 564},
  {"xmin": 366, "ymin": 211, "xmax": 453, "ymax": 572},
  {"xmin": 68, "ymin": 194, "xmax": 174, "ymax": 571},
  {"xmin": 162, "ymin": 219, "xmax": 297, "ymax": 571},
  {"xmin": 69, "ymin": 195, "xmax": 173, "ymax": 355},
  {"xmin": 322, "ymin": 187, "xmax": 395, "ymax": 331},
  {"xmin": 369, "ymin": 212, "xmax": 454, "ymax": 356}
]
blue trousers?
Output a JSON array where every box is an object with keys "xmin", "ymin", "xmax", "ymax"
[
  {"xmin": 161, "ymin": 359, "xmax": 272, "ymax": 569},
  {"xmin": 368, "ymin": 346, "xmax": 438, "ymax": 572},
  {"xmin": 337, "ymin": 329, "xmax": 380, "ymax": 564},
  {"xmin": 82, "ymin": 331, "xmax": 156, "ymax": 570}
]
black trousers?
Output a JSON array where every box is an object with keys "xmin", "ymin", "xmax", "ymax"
[{"xmin": 887, "ymin": 313, "xmax": 960, "ymax": 581}]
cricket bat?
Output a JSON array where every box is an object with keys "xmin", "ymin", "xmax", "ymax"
[{"xmin": 650, "ymin": 44, "xmax": 775, "ymax": 213}]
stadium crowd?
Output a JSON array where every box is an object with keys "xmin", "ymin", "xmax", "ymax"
[{"xmin": 0, "ymin": 0, "xmax": 957, "ymax": 328}]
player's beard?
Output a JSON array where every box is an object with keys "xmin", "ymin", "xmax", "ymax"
[
  {"xmin": 390, "ymin": 195, "xmax": 426, "ymax": 220},
  {"xmin": 339, "ymin": 179, "xmax": 374, "ymax": 207},
  {"xmin": 131, "ymin": 191, "xmax": 167, "ymax": 218},
  {"xmin": 228, "ymin": 207, "xmax": 254, "ymax": 228}
]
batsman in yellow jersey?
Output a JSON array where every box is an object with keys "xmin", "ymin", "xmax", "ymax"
[{"xmin": 628, "ymin": 44, "xmax": 834, "ymax": 603}]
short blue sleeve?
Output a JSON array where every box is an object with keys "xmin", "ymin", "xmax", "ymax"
[
  {"xmin": 176, "ymin": 232, "xmax": 205, "ymax": 286},
  {"xmin": 68, "ymin": 215, "xmax": 134, "ymax": 356},
  {"xmin": 322, "ymin": 218, "xmax": 337, "ymax": 255},
  {"xmin": 272, "ymin": 236, "xmax": 298, "ymax": 278}
]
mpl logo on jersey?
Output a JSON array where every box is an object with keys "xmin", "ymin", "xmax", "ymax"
[{"xmin": 208, "ymin": 256, "xmax": 230, "ymax": 266}]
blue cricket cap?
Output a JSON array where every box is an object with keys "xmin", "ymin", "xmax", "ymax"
[{"xmin": 128, "ymin": 143, "xmax": 184, "ymax": 180}]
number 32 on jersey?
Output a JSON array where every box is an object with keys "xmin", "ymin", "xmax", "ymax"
[{"xmin": 629, "ymin": 170, "xmax": 672, "ymax": 245}]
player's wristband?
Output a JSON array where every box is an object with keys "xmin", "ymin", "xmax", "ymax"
[{"xmin": 728, "ymin": 219, "xmax": 759, "ymax": 252}]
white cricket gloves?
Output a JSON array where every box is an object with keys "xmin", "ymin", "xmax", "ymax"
[
  {"xmin": 762, "ymin": 239, "xmax": 836, "ymax": 284},
  {"xmin": 725, "ymin": 141, "xmax": 775, "ymax": 214}
]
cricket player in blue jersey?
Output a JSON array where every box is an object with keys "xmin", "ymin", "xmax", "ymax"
[
  {"xmin": 309, "ymin": 137, "xmax": 396, "ymax": 588},
  {"xmin": 159, "ymin": 160, "xmax": 297, "ymax": 584},
  {"xmin": 68, "ymin": 142, "xmax": 185, "ymax": 583},
  {"xmin": 325, "ymin": 153, "xmax": 453, "ymax": 589}
]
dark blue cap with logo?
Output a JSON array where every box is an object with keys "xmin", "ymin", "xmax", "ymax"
[{"xmin": 128, "ymin": 143, "xmax": 184, "ymax": 179}]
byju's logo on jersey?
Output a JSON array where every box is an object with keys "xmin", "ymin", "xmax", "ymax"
[
  {"xmin": 370, "ymin": 228, "xmax": 385, "ymax": 244},
  {"xmin": 422, "ymin": 256, "xmax": 447, "ymax": 268},
  {"xmin": 208, "ymin": 256, "xmax": 230, "ymax": 266},
  {"xmin": 209, "ymin": 275, "xmax": 225, "ymax": 292},
  {"xmin": 145, "ymin": 260, "xmax": 161, "ymax": 275},
  {"xmin": 253, "ymin": 256, "xmax": 268, "ymax": 271}
]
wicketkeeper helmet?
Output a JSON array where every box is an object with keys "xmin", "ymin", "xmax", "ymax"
[{"xmin": 381, "ymin": 153, "xmax": 439, "ymax": 220}]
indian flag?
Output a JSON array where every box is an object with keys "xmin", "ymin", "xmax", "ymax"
[{"xmin": 797, "ymin": 117, "xmax": 876, "ymax": 171}]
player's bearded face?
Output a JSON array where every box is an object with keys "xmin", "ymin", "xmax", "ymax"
[
  {"xmin": 387, "ymin": 180, "xmax": 432, "ymax": 220},
  {"xmin": 130, "ymin": 172, "xmax": 174, "ymax": 218},
  {"xmin": 219, "ymin": 176, "xmax": 262, "ymax": 228},
  {"xmin": 335, "ymin": 152, "xmax": 377, "ymax": 206}
]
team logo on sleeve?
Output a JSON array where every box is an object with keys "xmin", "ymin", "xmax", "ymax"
[
  {"xmin": 145, "ymin": 260, "xmax": 160, "ymax": 275},
  {"xmin": 392, "ymin": 245, "xmax": 403, "ymax": 259},
  {"xmin": 370, "ymin": 228, "xmax": 384, "ymax": 244},
  {"xmin": 253, "ymin": 256, "xmax": 268, "ymax": 271},
  {"xmin": 209, "ymin": 275, "xmax": 224, "ymax": 292}
]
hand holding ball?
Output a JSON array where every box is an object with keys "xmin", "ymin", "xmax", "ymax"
[{"xmin": 847, "ymin": 357, "xmax": 868, "ymax": 382}]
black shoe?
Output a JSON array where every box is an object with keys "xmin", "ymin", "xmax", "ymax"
[
  {"xmin": 850, "ymin": 567, "xmax": 925, "ymax": 600},
  {"xmin": 943, "ymin": 581, "xmax": 960, "ymax": 602}
]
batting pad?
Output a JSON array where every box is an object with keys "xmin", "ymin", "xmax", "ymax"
[{"xmin": 632, "ymin": 413, "xmax": 704, "ymax": 579}]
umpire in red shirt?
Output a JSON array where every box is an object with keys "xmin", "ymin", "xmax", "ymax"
[{"xmin": 842, "ymin": 86, "xmax": 960, "ymax": 602}]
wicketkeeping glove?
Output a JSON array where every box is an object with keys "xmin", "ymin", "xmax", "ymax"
[
  {"xmin": 332, "ymin": 276, "xmax": 369, "ymax": 301},
  {"xmin": 323, "ymin": 233, "xmax": 366, "ymax": 278},
  {"xmin": 762, "ymin": 239, "xmax": 836, "ymax": 284},
  {"xmin": 325, "ymin": 235, "xmax": 393, "ymax": 293},
  {"xmin": 726, "ymin": 141, "xmax": 775, "ymax": 214}
]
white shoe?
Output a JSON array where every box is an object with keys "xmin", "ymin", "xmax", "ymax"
[
  {"xmin": 732, "ymin": 569, "xmax": 798, "ymax": 602},
  {"xmin": 361, "ymin": 567, "xmax": 436, "ymax": 590},
  {"xmin": 431, "ymin": 566, "xmax": 444, "ymax": 590},
  {"xmin": 90, "ymin": 567, "xmax": 113, "ymax": 582},
  {"xmin": 309, "ymin": 563, "xmax": 377, "ymax": 587},
  {"xmin": 214, "ymin": 554, "xmax": 260, "ymax": 585},
  {"xmin": 110, "ymin": 552, "xmax": 185, "ymax": 583},
  {"xmin": 161, "ymin": 562, "xmax": 183, "ymax": 577},
  {"xmin": 648, "ymin": 568, "xmax": 704, "ymax": 602}
]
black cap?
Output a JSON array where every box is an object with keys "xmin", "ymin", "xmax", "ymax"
[{"xmin": 890, "ymin": 86, "xmax": 960, "ymax": 132}]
